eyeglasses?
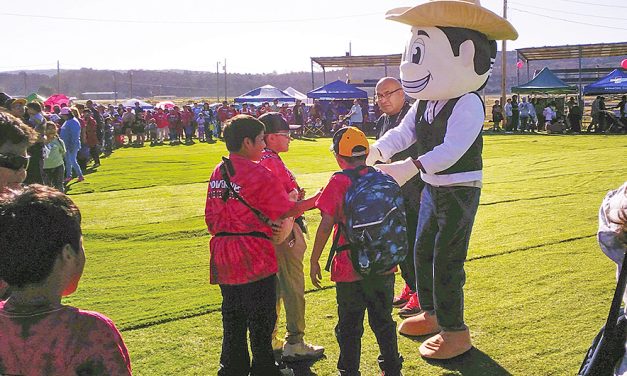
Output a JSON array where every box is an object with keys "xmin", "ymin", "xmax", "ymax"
[
  {"xmin": 375, "ymin": 88, "xmax": 403, "ymax": 102},
  {"xmin": 0, "ymin": 153, "xmax": 30, "ymax": 171},
  {"xmin": 275, "ymin": 132, "xmax": 291, "ymax": 139}
]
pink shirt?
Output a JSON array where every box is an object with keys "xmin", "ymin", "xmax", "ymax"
[
  {"xmin": 258, "ymin": 148, "xmax": 299, "ymax": 194},
  {"xmin": 0, "ymin": 301, "xmax": 132, "ymax": 375},
  {"xmin": 316, "ymin": 172, "xmax": 363, "ymax": 283}
]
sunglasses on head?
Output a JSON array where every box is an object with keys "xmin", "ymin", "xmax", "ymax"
[{"xmin": 0, "ymin": 153, "xmax": 30, "ymax": 171}]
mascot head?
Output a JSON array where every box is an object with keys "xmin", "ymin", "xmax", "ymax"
[{"xmin": 387, "ymin": 0, "xmax": 518, "ymax": 100}]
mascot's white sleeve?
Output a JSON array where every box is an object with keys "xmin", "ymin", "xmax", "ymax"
[
  {"xmin": 372, "ymin": 101, "xmax": 420, "ymax": 162},
  {"xmin": 417, "ymin": 93, "xmax": 484, "ymax": 176}
]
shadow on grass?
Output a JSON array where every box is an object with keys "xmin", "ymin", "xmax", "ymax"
[
  {"xmin": 401, "ymin": 333, "xmax": 511, "ymax": 375},
  {"xmin": 278, "ymin": 353, "xmax": 326, "ymax": 376},
  {"xmin": 422, "ymin": 347, "xmax": 512, "ymax": 375}
]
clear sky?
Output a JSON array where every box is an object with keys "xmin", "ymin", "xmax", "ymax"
[{"xmin": 1, "ymin": 0, "xmax": 625, "ymax": 74}]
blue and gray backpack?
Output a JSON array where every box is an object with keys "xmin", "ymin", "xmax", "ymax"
[{"xmin": 325, "ymin": 165, "xmax": 409, "ymax": 277}]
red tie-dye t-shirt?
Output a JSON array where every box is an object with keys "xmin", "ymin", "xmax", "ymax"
[{"xmin": 0, "ymin": 301, "xmax": 132, "ymax": 375}]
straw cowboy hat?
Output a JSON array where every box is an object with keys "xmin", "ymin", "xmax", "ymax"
[{"xmin": 386, "ymin": 0, "xmax": 518, "ymax": 40}]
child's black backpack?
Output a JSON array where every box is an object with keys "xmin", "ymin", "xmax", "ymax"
[
  {"xmin": 579, "ymin": 250, "xmax": 627, "ymax": 376},
  {"xmin": 325, "ymin": 165, "xmax": 409, "ymax": 277}
]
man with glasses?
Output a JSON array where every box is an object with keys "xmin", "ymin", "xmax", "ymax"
[{"xmin": 374, "ymin": 77, "xmax": 424, "ymax": 319}]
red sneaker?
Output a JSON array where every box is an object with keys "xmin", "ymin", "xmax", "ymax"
[
  {"xmin": 399, "ymin": 292, "xmax": 421, "ymax": 318},
  {"xmin": 393, "ymin": 284, "xmax": 412, "ymax": 308}
]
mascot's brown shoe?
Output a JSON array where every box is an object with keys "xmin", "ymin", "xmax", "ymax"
[
  {"xmin": 419, "ymin": 328, "xmax": 472, "ymax": 360},
  {"xmin": 398, "ymin": 310, "xmax": 440, "ymax": 336}
]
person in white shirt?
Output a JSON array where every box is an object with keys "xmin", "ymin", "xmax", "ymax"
[
  {"xmin": 519, "ymin": 96, "xmax": 531, "ymax": 132},
  {"xmin": 345, "ymin": 99, "xmax": 363, "ymax": 128}
]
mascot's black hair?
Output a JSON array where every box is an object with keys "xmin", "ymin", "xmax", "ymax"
[{"xmin": 438, "ymin": 26, "xmax": 497, "ymax": 90}]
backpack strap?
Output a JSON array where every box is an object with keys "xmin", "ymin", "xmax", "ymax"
[
  {"xmin": 324, "ymin": 222, "xmax": 351, "ymax": 272},
  {"xmin": 219, "ymin": 156, "xmax": 270, "ymax": 225},
  {"xmin": 323, "ymin": 166, "xmax": 369, "ymax": 272}
]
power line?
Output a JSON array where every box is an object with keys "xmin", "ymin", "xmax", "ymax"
[
  {"xmin": 549, "ymin": 0, "xmax": 627, "ymax": 9},
  {"xmin": 0, "ymin": 11, "xmax": 382, "ymax": 25},
  {"xmin": 510, "ymin": 1, "xmax": 627, "ymax": 20},
  {"xmin": 510, "ymin": 7, "xmax": 627, "ymax": 31}
]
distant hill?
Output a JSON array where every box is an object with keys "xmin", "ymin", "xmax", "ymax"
[{"xmin": 0, "ymin": 52, "xmax": 620, "ymax": 100}]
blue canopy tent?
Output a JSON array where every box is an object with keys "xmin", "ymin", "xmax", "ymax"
[
  {"xmin": 584, "ymin": 69, "xmax": 627, "ymax": 96},
  {"xmin": 307, "ymin": 80, "xmax": 368, "ymax": 99},
  {"xmin": 511, "ymin": 67, "xmax": 577, "ymax": 94},
  {"xmin": 234, "ymin": 85, "xmax": 295, "ymax": 103}
]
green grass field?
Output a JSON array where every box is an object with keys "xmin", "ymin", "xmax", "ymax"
[{"xmin": 64, "ymin": 134, "xmax": 626, "ymax": 375}]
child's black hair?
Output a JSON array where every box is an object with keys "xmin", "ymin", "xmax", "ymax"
[
  {"xmin": 223, "ymin": 115, "xmax": 265, "ymax": 152},
  {"xmin": 0, "ymin": 185, "xmax": 82, "ymax": 288},
  {"xmin": 336, "ymin": 152, "xmax": 367, "ymax": 165}
]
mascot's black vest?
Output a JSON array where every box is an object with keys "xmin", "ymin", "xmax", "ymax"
[{"xmin": 414, "ymin": 92, "xmax": 483, "ymax": 175}]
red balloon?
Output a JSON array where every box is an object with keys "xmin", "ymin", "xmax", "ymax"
[
  {"xmin": 622, "ymin": 59, "xmax": 627, "ymax": 70},
  {"xmin": 516, "ymin": 60, "xmax": 524, "ymax": 69}
]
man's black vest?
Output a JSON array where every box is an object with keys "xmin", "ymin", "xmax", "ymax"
[{"xmin": 414, "ymin": 93, "xmax": 483, "ymax": 175}]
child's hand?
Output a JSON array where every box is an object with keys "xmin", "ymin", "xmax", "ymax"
[{"xmin": 310, "ymin": 260, "xmax": 323, "ymax": 289}]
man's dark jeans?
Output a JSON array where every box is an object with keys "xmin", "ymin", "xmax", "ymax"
[
  {"xmin": 218, "ymin": 275, "xmax": 281, "ymax": 376},
  {"xmin": 400, "ymin": 203, "xmax": 419, "ymax": 291},
  {"xmin": 414, "ymin": 184, "xmax": 481, "ymax": 331},
  {"xmin": 335, "ymin": 274, "xmax": 402, "ymax": 376}
]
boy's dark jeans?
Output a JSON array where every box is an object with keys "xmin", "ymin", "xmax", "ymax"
[
  {"xmin": 218, "ymin": 275, "xmax": 282, "ymax": 376},
  {"xmin": 414, "ymin": 184, "xmax": 481, "ymax": 331},
  {"xmin": 335, "ymin": 274, "xmax": 402, "ymax": 376}
]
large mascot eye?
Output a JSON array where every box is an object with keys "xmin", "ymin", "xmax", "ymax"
[{"xmin": 410, "ymin": 40, "xmax": 425, "ymax": 65}]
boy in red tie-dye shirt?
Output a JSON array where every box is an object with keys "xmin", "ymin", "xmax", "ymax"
[{"xmin": 0, "ymin": 185, "xmax": 131, "ymax": 375}]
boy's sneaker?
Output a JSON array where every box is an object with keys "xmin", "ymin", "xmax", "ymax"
[
  {"xmin": 63, "ymin": 177, "xmax": 72, "ymax": 183},
  {"xmin": 393, "ymin": 284, "xmax": 412, "ymax": 308},
  {"xmin": 398, "ymin": 293, "xmax": 421, "ymax": 318},
  {"xmin": 77, "ymin": 176, "xmax": 85, "ymax": 182},
  {"xmin": 282, "ymin": 341, "xmax": 325, "ymax": 361}
]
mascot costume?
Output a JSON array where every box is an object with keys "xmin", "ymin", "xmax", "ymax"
[{"xmin": 367, "ymin": 0, "xmax": 518, "ymax": 360}]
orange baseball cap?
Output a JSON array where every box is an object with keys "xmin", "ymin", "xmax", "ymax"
[{"xmin": 332, "ymin": 126, "xmax": 369, "ymax": 157}]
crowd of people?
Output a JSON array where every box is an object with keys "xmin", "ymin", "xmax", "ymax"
[
  {"xmin": 1, "ymin": 74, "xmax": 626, "ymax": 375},
  {"xmin": 491, "ymin": 94, "xmax": 626, "ymax": 135}
]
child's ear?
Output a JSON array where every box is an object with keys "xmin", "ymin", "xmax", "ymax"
[{"xmin": 61, "ymin": 244, "xmax": 76, "ymax": 261}]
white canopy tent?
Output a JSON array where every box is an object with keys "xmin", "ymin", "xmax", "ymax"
[
  {"xmin": 121, "ymin": 98, "xmax": 153, "ymax": 109},
  {"xmin": 284, "ymin": 87, "xmax": 312, "ymax": 104}
]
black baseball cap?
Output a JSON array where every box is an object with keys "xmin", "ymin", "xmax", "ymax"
[{"xmin": 259, "ymin": 112, "xmax": 289, "ymax": 134}]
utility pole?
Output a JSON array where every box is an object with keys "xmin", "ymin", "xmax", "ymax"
[
  {"xmin": 223, "ymin": 58, "xmax": 227, "ymax": 102},
  {"xmin": 113, "ymin": 72, "xmax": 118, "ymax": 105},
  {"xmin": 216, "ymin": 61, "xmax": 220, "ymax": 102},
  {"xmin": 129, "ymin": 71, "xmax": 134, "ymax": 98},
  {"xmin": 57, "ymin": 60, "xmax": 60, "ymax": 93},
  {"xmin": 22, "ymin": 72, "xmax": 27, "ymax": 96},
  {"xmin": 501, "ymin": 0, "xmax": 508, "ymax": 109},
  {"xmin": 347, "ymin": 41, "xmax": 352, "ymax": 83}
]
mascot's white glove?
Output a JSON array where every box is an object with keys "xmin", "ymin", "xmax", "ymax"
[
  {"xmin": 375, "ymin": 157, "xmax": 420, "ymax": 187},
  {"xmin": 366, "ymin": 147, "xmax": 384, "ymax": 166}
]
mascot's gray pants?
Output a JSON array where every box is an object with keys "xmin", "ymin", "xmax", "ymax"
[{"xmin": 413, "ymin": 184, "xmax": 481, "ymax": 331}]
